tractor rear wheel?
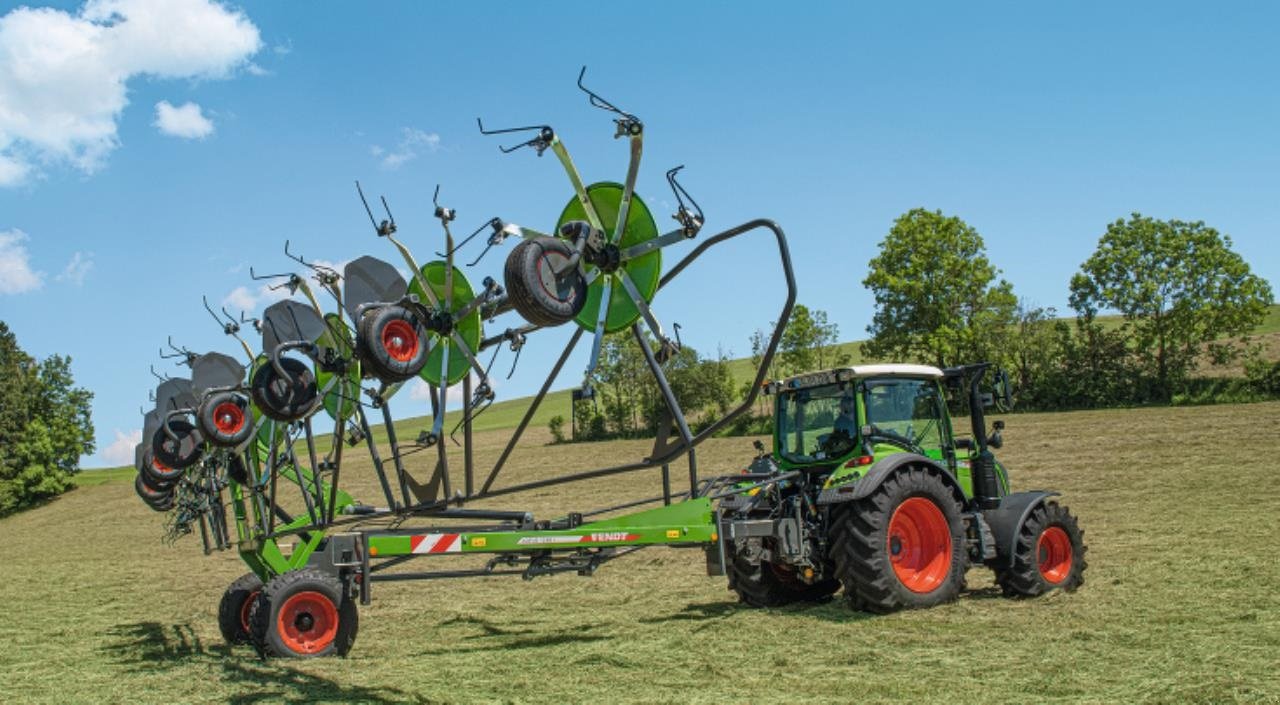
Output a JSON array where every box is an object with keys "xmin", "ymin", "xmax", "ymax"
[
  {"xmin": 725, "ymin": 545, "xmax": 839, "ymax": 607},
  {"xmin": 249, "ymin": 569, "xmax": 357, "ymax": 658},
  {"xmin": 218, "ymin": 572, "xmax": 264, "ymax": 646},
  {"xmin": 995, "ymin": 501, "xmax": 1086, "ymax": 597},
  {"xmin": 830, "ymin": 465, "xmax": 967, "ymax": 613}
]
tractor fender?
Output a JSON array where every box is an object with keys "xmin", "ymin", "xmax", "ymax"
[
  {"xmin": 817, "ymin": 453, "xmax": 966, "ymax": 507},
  {"xmin": 982, "ymin": 491, "xmax": 1060, "ymax": 565}
]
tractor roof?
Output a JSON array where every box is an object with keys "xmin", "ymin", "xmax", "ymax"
[{"xmin": 764, "ymin": 364, "xmax": 945, "ymax": 394}]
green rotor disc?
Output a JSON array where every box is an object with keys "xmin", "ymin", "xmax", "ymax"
[
  {"xmin": 408, "ymin": 261, "xmax": 483, "ymax": 386},
  {"xmin": 557, "ymin": 182, "xmax": 661, "ymax": 334}
]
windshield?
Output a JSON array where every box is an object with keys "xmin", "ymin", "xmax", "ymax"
[
  {"xmin": 776, "ymin": 383, "xmax": 858, "ymax": 463},
  {"xmin": 863, "ymin": 378, "xmax": 945, "ymax": 450}
]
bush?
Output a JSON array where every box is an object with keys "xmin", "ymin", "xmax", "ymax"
[{"xmin": 547, "ymin": 415, "xmax": 566, "ymax": 444}]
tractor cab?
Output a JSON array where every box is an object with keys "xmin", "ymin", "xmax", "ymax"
[
  {"xmin": 767, "ymin": 364, "xmax": 951, "ymax": 464},
  {"xmin": 764, "ymin": 363, "xmax": 1011, "ymax": 502}
]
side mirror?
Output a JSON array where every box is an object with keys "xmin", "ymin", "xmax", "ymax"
[
  {"xmin": 752, "ymin": 439, "xmax": 765, "ymax": 456},
  {"xmin": 993, "ymin": 369, "xmax": 1014, "ymax": 411}
]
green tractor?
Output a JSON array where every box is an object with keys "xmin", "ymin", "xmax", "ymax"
[{"xmin": 716, "ymin": 362, "xmax": 1086, "ymax": 611}]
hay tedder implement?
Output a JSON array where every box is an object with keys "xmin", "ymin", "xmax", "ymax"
[{"xmin": 133, "ymin": 69, "xmax": 1086, "ymax": 658}]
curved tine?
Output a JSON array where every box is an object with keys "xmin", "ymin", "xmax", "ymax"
[
  {"xmin": 432, "ymin": 184, "xmax": 441, "ymax": 210},
  {"xmin": 202, "ymin": 295, "xmax": 225, "ymax": 328},
  {"xmin": 577, "ymin": 65, "xmax": 638, "ymax": 122},
  {"xmin": 476, "ymin": 117, "xmax": 549, "ymax": 136}
]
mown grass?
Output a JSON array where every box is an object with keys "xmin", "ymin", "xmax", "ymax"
[{"xmin": 6, "ymin": 402, "xmax": 1279, "ymax": 703}]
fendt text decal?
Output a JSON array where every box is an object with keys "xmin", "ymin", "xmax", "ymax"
[{"xmin": 515, "ymin": 532, "xmax": 640, "ymax": 546}]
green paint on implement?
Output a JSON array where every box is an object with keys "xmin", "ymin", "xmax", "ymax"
[
  {"xmin": 409, "ymin": 261, "xmax": 482, "ymax": 386},
  {"xmin": 558, "ymin": 182, "xmax": 661, "ymax": 333},
  {"xmin": 317, "ymin": 313, "xmax": 360, "ymax": 421}
]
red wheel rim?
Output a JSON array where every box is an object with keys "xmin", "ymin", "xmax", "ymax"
[
  {"xmin": 213, "ymin": 402, "xmax": 245, "ymax": 435},
  {"xmin": 240, "ymin": 590, "xmax": 260, "ymax": 634},
  {"xmin": 380, "ymin": 319, "xmax": 419, "ymax": 362},
  {"xmin": 887, "ymin": 497, "xmax": 952, "ymax": 593},
  {"xmin": 1037, "ymin": 526, "xmax": 1073, "ymax": 584},
  {"xmin": 276, "ymin": 591, "xmax": 338, "ymax": 654}
]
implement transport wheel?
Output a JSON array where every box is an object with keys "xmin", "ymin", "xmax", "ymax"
[
  {"xmin": 995, "ymin": 501, "xmax": 1087, "ymax": 597},
  {"xmin": 504, "ymin": 236, "xmax": 588, "ymax": 327},
  {"xmin": 218, "ymin": 572, "xmax": 264, "ymax": 646},
  {"xmin": 726, "ymin": 546, "xmax": 839, "ymax": 607},
  {"xmin": 356, "ymin": 304, "xmax": 430, "ymax": 383},
  {"xmin": 249, "ymin": 569, "xmax": 358, "ymax": 658},
  {"xmin": 250, "ymin": 357, "xmax": 318, "ymax": 423},
  {"xmin": 197, "ymin": 391, "xmax": 255, "ymax": 448},
  {"xmin": 831, "ymin": 465, "xmax": 967, "ymax": 613}
]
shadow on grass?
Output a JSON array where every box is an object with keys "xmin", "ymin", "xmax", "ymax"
[
  {"xmin": 640, "ymin": 597, "xmax": 878, "ymax": 629},
  {"xmin": 410, "ymin": 614, "xmax": 611, "ymax": 655},
  {"xmin": 102, "ymin": 622, "xmax": 433, "ymax": 705}
]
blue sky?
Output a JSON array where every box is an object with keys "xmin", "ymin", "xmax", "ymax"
[{"xmin": 1, "ymin": 1, "xmax": 1276, "ymax": 468}]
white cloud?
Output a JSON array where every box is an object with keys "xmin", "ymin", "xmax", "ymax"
[
  {"xmin": 56, "ymin": 250, "xmax": 93, "ymax": 285},
  {"xmin": 373, "ymin": 127, "xmax": 440, "ymax": 170},
  {"xmin": 153, "ymin": 100, "xmax": 214, "ymax": 139},
  {"xmin": 101, "ymin": 427, "xmax": 141, "ymax": 466},
  {"xmin": 0, "ymin": 0, "xmax": 261, "ymax": 186},
  {"xmin": 221, "ymin": 282, "xmax": 290, "ymax": 314},
  {"xmin": 0, "ymin": 229, "xmax": 45, "ymax": 294}
]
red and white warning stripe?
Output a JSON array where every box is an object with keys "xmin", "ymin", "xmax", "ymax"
[{"xmin": 410, "ymin": 533, "xmax": 462, "ymax": 554}]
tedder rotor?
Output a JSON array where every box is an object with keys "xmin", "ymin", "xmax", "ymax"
[{"xmin": 130, "ymin": 68, "xmax": 1086, "ymax": 659}]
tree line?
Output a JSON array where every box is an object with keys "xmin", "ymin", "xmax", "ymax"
[
  {"xmin": 554, "ymin": 209, "xmax": 1275, "ymax": 441},
  {"xmin": 0, "ymin": 322, "xmax": 95, "ymax": 515}
]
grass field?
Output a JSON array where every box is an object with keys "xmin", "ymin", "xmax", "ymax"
[{"xmin": 4, "ymin": 401, "xmax": 1279, "ymax": 703}]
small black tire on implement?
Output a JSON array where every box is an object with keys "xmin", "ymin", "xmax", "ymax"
[
  {"xmin": 218, "ymin": 572, "xmax": 265, "ymax": 646},
  {"xmin": 355, "ymin": 304, "xmax": 430, "ymax": 383},
  {"xmin": 250, "ymin": 357, "xmax": 318, "ymax": 422},
  {"xmin": 830, "ymin": 464, "xmax": 967, "ymax": 613},
  {"xmin": 995, "ymin": 501, "xmax": 1087, "ymax": 597},
  {"xmin": 197, "ymin": 391, "xmax": 255, "ymax": 448},
  {"xmin": 504, "ymin": 237, "xmax": 587, "ymax": 327},
  {"xmin": 151, "ymin": 419, "xmax": 204, "ymax": 471},
  {"xmin": 726, "ymin": 547, "xmax": 840, "ymax": 607},
  {"xmin": 250, "ymin": 569, "xmax": 357, "ymax": 658},
  {"xmin": 134, "ymin": 473, "xmax": 173, "ymax": 511}
]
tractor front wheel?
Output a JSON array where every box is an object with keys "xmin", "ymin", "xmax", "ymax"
[
  {"xmin": 218, "ymin": 572, "xmax": 264, "ymax": 646},
  {"xmin": 994, "ymin": 501, "xmax": 1087, "ymax": 597},
  {"xmin": 248, "ymin": 570, "xmax": 358, "ymax": 658},
  {"xmin": 831, "ymin": 465, "xmax": 967, "ymax": 613}
]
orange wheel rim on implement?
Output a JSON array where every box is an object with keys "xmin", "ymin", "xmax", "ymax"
[
  {"xmin": 381, "ymin": 320, "xmax": 419, "ymax": 362},
  {"xmin": 887, "ymin": 497, "xmax": 952, "ymax": 593},
  {"xmin": 276, "ymin": 591, "xmax": 338, "ymax": 654},
  {"xmin": 1037, "ymin": 526, "xmax": 1073, "ymax": 584},
  {"xmin": 213, "ymin": 402, "xmax": 245, "ymax": 435}
]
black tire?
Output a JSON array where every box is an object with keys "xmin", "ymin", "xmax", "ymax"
[
  {"xmin": 355, "ymin": 304, "xmax": 430, "ymax": 383},
  {"xmin": 249, "ymin": 569, "xmax": 357, "ymax": 658},
  {"xmin": 134, "ymin": 473, "xmax": 173, "ymax": 511},
  {"xmin": 218, "ymin": 572, "xmax": 265, "ymax": 646},
  {"xmin": 830, "ymin": 464, "xmax": 967, "ymax": 613},
  {"xmin": 141, "ymin": 444, "xmax": 186, "ymax": 487},
  {"xmin": 198, "ymin": 391, "xmax": 255, "ymax": 448},
  {"xmin": 250, "ymin": 357, "xmax": 318, "ymax": 422},
  {"xmin": 151, "ymin": 419, "xmax": 204, "ymax": 470},
  {"xmin": 995, "ymin": 501, "xmax": 1087, "ymax": 597},
  {"xmin": 504, "ymin": 237, "xmax": 587, "ymax": 327},
  {"xmin": 725, "ymin": 547, "xmax": 840, "ymax": 607}
]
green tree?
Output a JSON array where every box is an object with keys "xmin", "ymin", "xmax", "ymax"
[
  {"xmin": 1069, "ymin": 214, "xmax": 1274, "ymax": 400},
  {"xmin": 862, "ymin": 208, "xmax": 1017, "ymax": 368},
  {"xmin": 0, "ymin": 322, "xmax": 95, "ymax": 515}
]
